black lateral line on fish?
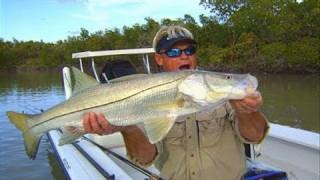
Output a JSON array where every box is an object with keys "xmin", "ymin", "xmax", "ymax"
[{"xmin": 29, "ymin": 76, "xmax": 187, "ymax": 129}]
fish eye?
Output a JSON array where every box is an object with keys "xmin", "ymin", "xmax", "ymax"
[{"xmin": 226, "ymin": 75, "xmax": 231, "ymax": 80}]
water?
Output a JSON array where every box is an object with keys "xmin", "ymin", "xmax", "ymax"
[
  {"xmin": 0, "ymin": 71, "xmax": 319, "ymax": 179},
  {"xmin": 0, "ymin": 72, "xmax": 65, "ymax": 180},
  {"xmin": 258, "ymin": 74, "xmax": 320, "ymax": 132}
]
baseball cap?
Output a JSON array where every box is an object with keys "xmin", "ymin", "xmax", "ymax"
[{"xmin": 152, "ymin": 25, "xmax": 197, "ymax": 53}]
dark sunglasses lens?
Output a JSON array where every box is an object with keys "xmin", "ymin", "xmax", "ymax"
[
  {"xmin": 185, "ymin": 46, "xmax": 196, "ymax": 55},
  {"xmin": 166, "ymin": 48, "xmax": 181, "ymax": 57}
]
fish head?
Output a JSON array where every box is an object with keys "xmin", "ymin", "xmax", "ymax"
[
  {"xmin": 203, "ymin": 71, "xmax": 258, "ymax": 100},
  {"xmin": 178, "ymin": 71, "xmax": 258, "ymax": 106}
]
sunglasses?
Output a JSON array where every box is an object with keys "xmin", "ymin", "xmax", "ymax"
[{"xmin": 163, "ymin": 46, "xmax": 197, "ymax": 58}]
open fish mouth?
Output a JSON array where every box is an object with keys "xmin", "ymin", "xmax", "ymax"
[{"xmin": 178, "ymin": 64, "xmax": 191, "ymax": 70}]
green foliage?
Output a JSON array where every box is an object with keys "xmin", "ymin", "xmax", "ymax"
[
  {"xmin": 0, "ymin": 1, "xmax": 319, "ymax": 73},
  {"xmin": 199, "ymin": 0, "xmax": 319, "ymax": 72},
  {"xmin": 200, "ymin": 0, "xmax": 245, "ymax": 21},
  {"xmin": 259, "ymin": 42, "xmax": 287, "ymax": 66},
  {"xmin": 286, "ymin": 38, "xmax": 320, "ymax": 66},
  {"xmin": 198, "ymin": 44, "xmax": 225, "ymax": 65},
  {"xmin": 259, "ymin": 37, "xmax": 320, "ymax": 68}
]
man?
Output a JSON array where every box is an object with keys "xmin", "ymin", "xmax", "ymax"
[{"xmin": 83, "ymin": 25, "xmax": 268, "ymax": 180}]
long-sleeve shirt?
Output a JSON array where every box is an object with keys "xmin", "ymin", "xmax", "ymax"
[{"xmin": 154, "ymin": 102, "xmax": 268, "ymax": 180}]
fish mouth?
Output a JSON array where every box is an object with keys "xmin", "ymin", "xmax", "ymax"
[{"xmin": 178, "ymin": 64, "xmax": 191, "ymax": 70}]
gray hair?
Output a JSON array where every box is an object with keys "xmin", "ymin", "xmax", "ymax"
[{"xmin": 152, "ymin": 25, "xmax": 194, "ymax": 51}]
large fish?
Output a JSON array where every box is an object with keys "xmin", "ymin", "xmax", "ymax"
[{"xmin": 6, "ymin": 67, "xmax": 258, "ymax": 159}]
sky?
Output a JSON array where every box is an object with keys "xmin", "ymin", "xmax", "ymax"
[{"xmin": 0, "ymin": 0, "xmax": 211, "ymax": 43}]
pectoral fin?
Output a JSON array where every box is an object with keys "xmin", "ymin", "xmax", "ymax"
[
  {"xmin": 59, "ymin": 126, "xmax": 85, "ymax": 145},
  {"xmin": 144, "ymin": 117, "xmax": 175, "ymax": 144},
  {"xmin": 148, "ymin": 97, "xmax": 185, "ymax": 111}
]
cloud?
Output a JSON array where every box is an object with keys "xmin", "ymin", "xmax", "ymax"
[
  {"xmin": 55, "ymin": 0, "xmax": 86, "ymax": 3},
  {"xmin": 67, "ymin": 30, "xmax": 80, "ymax": 36},
  {"xmin": 71, "ymin": 0, "xmax": 209, "ymax": 28}
]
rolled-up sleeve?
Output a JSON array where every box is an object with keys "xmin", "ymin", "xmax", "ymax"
[{"xmin": 225, "ymin": 102, "xmax": 270, "ymax": 144}]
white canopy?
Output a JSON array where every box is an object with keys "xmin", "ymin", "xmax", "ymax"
[{"xmin": 72, "ymin": 48, "xmax": 155, "ymax": 59}]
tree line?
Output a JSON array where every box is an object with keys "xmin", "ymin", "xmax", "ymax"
[{"xmin": 0, "ymin": 0, "xmax": 319, "ymax": 73}]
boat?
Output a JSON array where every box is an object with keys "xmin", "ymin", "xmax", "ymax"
[{"xmin": 46, "ymin": 48, "xmax": 319, "ymax": 180}]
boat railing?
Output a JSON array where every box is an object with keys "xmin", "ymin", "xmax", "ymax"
[{"xmin": 72, "ymin": 48, "xmax": 155, "ymax": 82}]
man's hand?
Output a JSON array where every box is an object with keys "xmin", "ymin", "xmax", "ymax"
[
  {"xmin": 82, "ymin": 112, "xmax": 157, "ymax": 165},
  {"xmin": 83, "ymin": 112, "xmax": 123, "ymax": 135},
  {"xmin": 230, "ymin": 92, "xmax": 263, "ymax": 114},
  {"xmin": 230, "ymin": 91, "xmax": 267, "ymax": 142}
]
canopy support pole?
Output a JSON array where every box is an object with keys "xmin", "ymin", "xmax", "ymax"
[{"xmin": 91, "ymin": 58, "xmax": 100, "ymax": 83}]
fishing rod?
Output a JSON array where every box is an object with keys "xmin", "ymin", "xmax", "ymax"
[
  {"xmin": 24, "ymin": 103, "xmax": 45, "ymax": 112},
  {"xmin": 71, "ymin": 140, "xmax": 115, "ymax": 180},
  {"xmin": 18, "ymin": 104, "xmax": 39, "ymax": 114},
  {"xmin": 82, "ymin": 136, "xmax": 164, "ymax": 180}
]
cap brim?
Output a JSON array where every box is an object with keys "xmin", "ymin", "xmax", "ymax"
[{"xmin": 157, "ymin": 37, "xmax": 197, "ymax": 52}]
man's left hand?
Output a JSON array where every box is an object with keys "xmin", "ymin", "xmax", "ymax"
[{"xmin": 230, "ymin": 92, "xmax": 263, "ymax": 114}]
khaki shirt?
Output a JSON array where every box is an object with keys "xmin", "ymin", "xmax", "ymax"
[{"xmin": 154, "ymin": 103, "xmax": 259, "ymax": 180}]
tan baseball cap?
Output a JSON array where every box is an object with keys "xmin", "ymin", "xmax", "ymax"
[{"xmin": 152, "ymin": 25, "xmax": 196, "ymax": 53}]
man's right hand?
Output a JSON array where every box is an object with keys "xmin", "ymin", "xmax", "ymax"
[
  {"xmin": 83, "ymin": 112, "xmax": 122, "ymax": 135},
  {"xmin": 83, "ymin": 112, "xmax": 157, "ymax": 165}
]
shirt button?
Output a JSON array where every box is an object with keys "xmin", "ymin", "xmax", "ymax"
[
  {"xmin": 188, "ymin": 135, "xmax": 192, "ymax": 139},
  {"xmin": 192, "ymin": 172, "xmax": 195, "ymax": 175},
  {"xmin": 190, "ymin": 154, "xmax": 194, "ymax": 157}
]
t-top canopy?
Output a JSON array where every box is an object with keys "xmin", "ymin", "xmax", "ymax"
[{"xmin": 72, "ymin": 48, "xmax": 155, "ymax": 59}]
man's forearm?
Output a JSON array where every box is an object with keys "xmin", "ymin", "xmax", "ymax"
[
  {"xmin": 121, "ymin": 125, "xmax": 157, "ymax": 166},
  {"xmin": 236, "ymin": 111, "xmax": 268, "ymax": 142}
]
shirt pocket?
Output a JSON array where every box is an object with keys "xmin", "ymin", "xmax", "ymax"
[
  {"xmin": 164, "ymin": 121, "xmax": 185, "ymax": 146},
  {"xmin": 197, "ymin": 107, "xmax": 227, "ymax": 147}
]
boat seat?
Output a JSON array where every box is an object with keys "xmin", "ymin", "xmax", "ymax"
[{"xmin": 99, "ymin": 59, "xmax": 137, "ymax": 83}]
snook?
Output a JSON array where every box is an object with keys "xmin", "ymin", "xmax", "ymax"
[{"xmin": 7, "ymin": 67, "xmax": 258, "ymax": 159}]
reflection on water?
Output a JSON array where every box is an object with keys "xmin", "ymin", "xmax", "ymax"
[
  {"xmin": 257, "ymin": 74, "xmax": 320, "ymax": 132},
  {"xmin": 47, "ymin": 151, "xmax": 66, "ymax": 180},
  {"xmin": 0, "ymin": 71, "xmax": 319, "ymax": 179},
  {"xmin": 0, "ymin": 71, "xmax": 65, "ymax": 180}
]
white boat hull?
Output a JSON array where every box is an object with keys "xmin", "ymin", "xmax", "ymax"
[{"xmin": 258, "ymin": 123, "xmax": 320, "ymax": 180}]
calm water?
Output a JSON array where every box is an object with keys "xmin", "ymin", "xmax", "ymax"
[
  {"xmin": 0, "ymin": 72, "xmax": 65, "ymax": 180},
  {"xmin": 0, "ymin": 71, "xmax": 319, "ymax": 179}
]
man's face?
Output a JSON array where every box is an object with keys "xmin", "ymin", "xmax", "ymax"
[{"xmin": 155, "ymin": 41, "xmax": 197, "ymax": 72}]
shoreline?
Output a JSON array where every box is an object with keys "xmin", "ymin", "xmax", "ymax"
[
  {"xmin": 201, "ymin": 64, "xmax": 320, "ymax": 75},
  {"xmin": 1, "ymin": 65, "xmax": 319, "ymax": 74}
]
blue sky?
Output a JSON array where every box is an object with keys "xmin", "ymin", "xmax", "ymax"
[{"xmin": 1, "ymin": 0, "xmax": 211, "ymax": 43}]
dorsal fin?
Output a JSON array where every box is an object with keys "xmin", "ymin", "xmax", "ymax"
[{"xmin": 70, "ymin": 66, "xmax": 99, "ymax": 95}]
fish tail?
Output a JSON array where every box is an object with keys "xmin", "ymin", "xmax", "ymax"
[{"xmin": 6, "ymin": 111, "xmax": 41, "ymax": 159}]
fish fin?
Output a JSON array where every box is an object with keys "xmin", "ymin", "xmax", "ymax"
[
  {"xmin": 59, "ymin": 126, "xmax": 85, "ymax": 145},
  {"xmin": 144, "ymin": 117, "xmax": 175, "ymax": 144},
  {"xmin": 6, "ymin": 111, "xmax": 30, "ymax": 131},
  {"xmin": 23, "ymin": 131, "xmax": 41, "ymax": 160},
  {"xmin": 148, "ymin": 97, "xmax": 185, "ymax": 111},
  {"xmin": 69, "ymin": 66, "xmax": 99, "ymax": 95},
  {"xmin": 6, "ymin": 111, "xmax": 41, "ymax": 159}
]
